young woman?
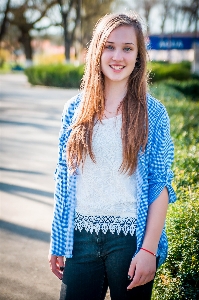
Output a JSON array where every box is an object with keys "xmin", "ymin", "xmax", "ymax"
[{"xmin": 48, "ymin": 12, "xmax": 176, "ymax": 300}]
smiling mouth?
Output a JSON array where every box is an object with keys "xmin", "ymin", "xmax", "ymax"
[{"xmin": 110, "ymin": 65, "xmax": 125, "ymax": 70}]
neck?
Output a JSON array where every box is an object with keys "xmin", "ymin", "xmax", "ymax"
[{"xmin": 104, "ymin": 80, "xmax": 127, "ymax": 107}]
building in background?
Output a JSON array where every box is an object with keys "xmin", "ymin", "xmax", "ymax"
[{"xmin": 148, "ymin": 32, "xmax": 199, "ymax": 65}]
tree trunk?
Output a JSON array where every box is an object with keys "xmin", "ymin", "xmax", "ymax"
[
  {"xmin": 63, "ymin": 13, "xmax": 70, "ymax": 62},
  {"xmin": 0, "ymin": 0, "xmax": 11, "ymax": 41},
  {"xmin": 161, "ymin": 16, "xmax": 166, "ymax": 33},
  {"xmin": 18, "ymin": 32, "xmax": 33, "ymax": 66}
]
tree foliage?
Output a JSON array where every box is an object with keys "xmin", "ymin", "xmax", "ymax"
[
  {"xmin": 0, "ymin": 0, "xmax": 116, "ymax": 62},
  {"xmin": 180, "ymin": 0, "xmax": 199, "ymax": 33},
  {"xmin": 0, "ymin": 0, "xmax": 57, "ymax": 63},
  {"xmin": 0, "ymin": 0, "xmax": 198, "ymax": 63},
  {"xmin": 81, "ymin": 0, "xmax": 116, "ymax": 46},
  {"xmin": 123, "ymin": 0, "xmax": 199, "ymax": 34}
]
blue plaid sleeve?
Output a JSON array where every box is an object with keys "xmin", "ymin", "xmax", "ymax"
[
  {"xmin": 148, "ymin": 106, "xmax": 176, "ymax": 205},
  {"xmin": 50, "ymin": 95, "xmax": 81, "ymax": 256}
]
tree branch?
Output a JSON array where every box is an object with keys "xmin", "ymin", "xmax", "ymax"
[
  {"xmin": 31, "ymin": 0, "xmax": 58, "ymax": 26},
  {"xmin": 0, "ymin": 0, "xmax": 11, "ymax": 41}
]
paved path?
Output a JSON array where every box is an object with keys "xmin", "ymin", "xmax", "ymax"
[{"xmin": 0, "ymin": 74, "xmax": 78, "ymax": 300}]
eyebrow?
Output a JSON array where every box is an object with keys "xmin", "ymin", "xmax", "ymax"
[{"xmin": 106, "ymin": 41, "xmax": 135, "ymax": 45}]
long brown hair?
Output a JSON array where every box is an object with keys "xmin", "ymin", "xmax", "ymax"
[{"xmin": 67, "ymin": 13, "xmax": 149, "ymax": 175}]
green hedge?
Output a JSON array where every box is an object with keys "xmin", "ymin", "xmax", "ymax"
[
  {"xmin": 163, "ymin": 79, "xmax": 199, "ymax": 101},
  {"xmin": 25, "ymin": 64, "xmax": 84, "ymax": 88},
  {"xmin": 148, "ymin": 61, "xmax": 191, "ymax": 82},
  {"xmin": 153, "ymin": 198, "xmax": 199, "ymax": 300},
  {"xmin": 150, "ymin": 79, "xmax": 199, "ymax": 102},
  {"xmin": 151, "ymin": 85, "xmax": 199, "ymax": 300}
]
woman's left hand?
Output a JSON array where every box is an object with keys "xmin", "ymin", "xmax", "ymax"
[{"xmin": 127, "ymin": 249, "xmax": 156, "ymax": 290}]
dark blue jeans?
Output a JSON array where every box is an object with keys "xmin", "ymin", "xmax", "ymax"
[{"xmin": 60, "ymin": 229, "xmax": 157, "ymax": 300}]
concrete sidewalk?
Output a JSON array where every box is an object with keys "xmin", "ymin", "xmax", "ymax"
[{"xmin": 0, "ymin": 74, "xmax": 78, "ymax": 300}]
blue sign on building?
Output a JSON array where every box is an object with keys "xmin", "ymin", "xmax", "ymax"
[{"xmin": 148, "ymin": 36, "xmax": 199, "ymax": 50}]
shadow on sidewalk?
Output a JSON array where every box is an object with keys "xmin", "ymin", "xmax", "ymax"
[
  {"xmin": 0, "ymin": 167, "xmax": 44, "ymax": 175},
  {"xmin": 0, "ymin": 220, "xmax": 50, "ymax": 243},
  {"xmin": 0, "ymin": 182, "xmax": 54, "ymax": 199}
]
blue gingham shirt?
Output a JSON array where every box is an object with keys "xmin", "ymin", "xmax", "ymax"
[{"xmin": 50, "ymin": 93, "xmax": 176, "ymax": 267}]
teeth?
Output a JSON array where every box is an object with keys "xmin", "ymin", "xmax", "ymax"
[{"xmin": 111, "ymin": 66, "xmax": 123, "ymax": 70}]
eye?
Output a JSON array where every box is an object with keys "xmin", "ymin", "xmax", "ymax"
[
  {"xmin": 105, "ymin": 45, "xmax": 114, "ymax": 50},
  {"xmin": 124, "ymin": 47, "xmax": 132, "ymax": 52}
]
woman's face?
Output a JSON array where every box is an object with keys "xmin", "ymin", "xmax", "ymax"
[{"xmin": 101, "ymin": 25, "xmax": 138, "ymax": 85}]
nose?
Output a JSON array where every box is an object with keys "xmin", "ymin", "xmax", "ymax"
[{"xmin": 112, "ymin": 49, "xmax": 123, "ymax": 61}]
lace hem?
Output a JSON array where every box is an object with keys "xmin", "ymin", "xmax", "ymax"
[{"xmin": 74, "ymin": 212, "xmax": 136, "ymax": 236}]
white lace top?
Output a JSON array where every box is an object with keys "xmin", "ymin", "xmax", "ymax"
[{"xmin": 75, "ymin": 114, "xmax": 137, "ymax": 236}]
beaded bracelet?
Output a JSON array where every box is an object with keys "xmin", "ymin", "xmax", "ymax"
[{"xmin": 140, "ymin": 247, "xmax": 156, "ymax": 256}]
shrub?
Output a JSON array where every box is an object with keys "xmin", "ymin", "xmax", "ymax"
[
  {"xmin": 150, "ymin": 78, "xmax": 199, "ymax": 102},
  {"xmin": 148, "ymin": 62, "xmax": 191, "ymax": 82},
  {"xmin": 149, "ymin": 82, "xmax": 187, "ymax": 102},
  {"xmin": 151, "ymin": 85, "xmax": 199, "ymax": 300},
  {"xmin": 153, "ymin": 197, "xmax": 199, "ymax": 300},
  {"xmin": 25, "ymin": 64, "xmax": 84, "ymax": 88},
  {"xmin": 163, "ymin": 79, "xmax": 199, "ymax": 101}
]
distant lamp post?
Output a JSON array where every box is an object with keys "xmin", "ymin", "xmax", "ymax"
[{"xmin": 192, "ymin": 42, "xmax": 199, "ymax": 75}]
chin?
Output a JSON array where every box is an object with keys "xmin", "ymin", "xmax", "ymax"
[{"xmin": 106, "ymin": 76, "xmax": 129, "ymax": 83}]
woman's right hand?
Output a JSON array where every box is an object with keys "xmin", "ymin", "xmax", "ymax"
[{"xmin": 48, "ymin": 254, "xmax": 65, "ymax": 280}]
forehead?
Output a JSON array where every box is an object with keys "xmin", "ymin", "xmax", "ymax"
[{"xmin": 107, "ymin": 25, "xmax": 137, "ymax": 44}]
